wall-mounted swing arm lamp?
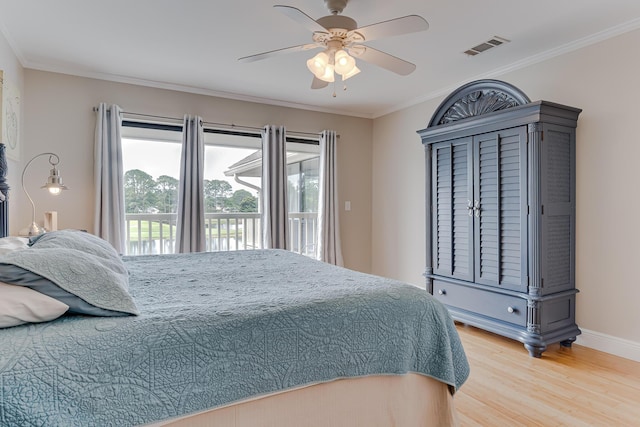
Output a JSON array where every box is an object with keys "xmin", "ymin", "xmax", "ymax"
[{"xmin": 22, "ymin": 152, "xmax": 68, "ymax": 236}]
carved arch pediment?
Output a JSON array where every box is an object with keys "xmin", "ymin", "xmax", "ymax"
[{"xmin": 428, "ymin": 80, "xmax": 530, "ymax": 127}]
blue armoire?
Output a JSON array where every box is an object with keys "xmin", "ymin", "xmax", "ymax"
[{"xmin": 417, "ymin": 80, "xmax": 581, "ymax": 357}]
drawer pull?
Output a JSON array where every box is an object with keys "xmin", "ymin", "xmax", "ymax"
[
  {"xmin": 437, "ymin": 289, "xmax": 446, "ymax": 295},
  {"xmin": 507, "ymin": 306, "xmax": 516, "ymax": 313}
]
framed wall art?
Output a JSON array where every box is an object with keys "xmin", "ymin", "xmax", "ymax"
[{"xmin": 1, "ymin": 70, "xmax": 20, "ymax": 161}]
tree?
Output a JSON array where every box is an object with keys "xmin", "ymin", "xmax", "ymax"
[
  {"xmin": 155, "ymin": 175, "xmax": 178, "ymax": 213},
  {"xmin": 303, "ymin": 177, "xmax": 319, "ymax": 212},
  {"xmin": 204, "ymin": 179, "xmax": 233, "ymax": 212},
  {"xmin": 239, "ymin": 195, "xmax": 258, "ymax": 212},
  {"xmin": 227, "ymin": 189, "xmax": 255, "ymax": 212},
  {"xmin": 124, "ymin": 169, "xmax": 157, "ymax": 213},
  {"xmin": 225, "ymin": 189, "xmax": 258, "ymax": 212}
]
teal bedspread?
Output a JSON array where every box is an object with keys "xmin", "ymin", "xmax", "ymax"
[{"xmin": 0, "ymin": 249, "xmax": 469, "ymax": 426}]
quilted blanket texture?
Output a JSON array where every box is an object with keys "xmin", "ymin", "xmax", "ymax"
[{"xmin": 0, "ymin": 249, "xmax": 469, "ymax": 426}]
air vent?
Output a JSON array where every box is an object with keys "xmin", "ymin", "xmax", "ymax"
[{"xmin": 464, "ymin": 36, "xmax": 510, "ymax": 56}]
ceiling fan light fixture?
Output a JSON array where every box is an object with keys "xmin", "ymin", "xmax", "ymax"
[
  {"xmin": 317, "ymin": 63, "xmax": 335, "ymax": 82},
  {"xmin": 307, "ymin": 51, "xmax": 330, "ymax": 75},
  {"xmin": 307, "ymin": 50, "xmax": 336, "ymax": 82},
  {"xmin": 334, "ymin": 49, "xmax": 356, "ymax": 76},
  {"xmin": 341, "ymin": 64, "xmax": 360, "ymax": 81}
]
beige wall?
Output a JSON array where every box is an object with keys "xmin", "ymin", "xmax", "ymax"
[
  {"xmin": 19, "ymin": 71, "xmax": 373, "ymax": 273},
  {"xmin": 372, "ymin": 28, "xmax": 640, "ymax": 345}
]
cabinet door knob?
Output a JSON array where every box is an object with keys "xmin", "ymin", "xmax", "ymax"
[
  {"xmin": 438, "ymin": 289, "xmax": 446, "ymax": 295},
  {"xmin": 467, "ymin": 200, "xmax": 474, "ymax": 216},
  {"xmin": 474, "ymin": 200, "xmax": 481, "ymax": 218},
  {"xmin": 507, "ymin": 306, "xmax": 515, "ymax": 313}
]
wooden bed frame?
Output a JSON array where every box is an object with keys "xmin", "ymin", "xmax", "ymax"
[{"xmin": 149, "ymin": 374, "xmax": 458, "ymax": 426}]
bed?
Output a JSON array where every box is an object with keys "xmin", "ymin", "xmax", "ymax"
[{"xmin": 0, "ymin": 172, "xmax": 469, "ymax": 426}]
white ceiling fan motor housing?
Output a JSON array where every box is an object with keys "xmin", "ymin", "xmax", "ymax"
[
  {"xmin": 324, "ymin": 0, "xmax": 348, "ymax": 14},
  {"xmin": 317, "ymin": 15, "xmax": 357, "ymax": 32}
]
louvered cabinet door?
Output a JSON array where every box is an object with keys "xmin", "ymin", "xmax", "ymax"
[
  {"xmin": 473, "ymin": 127, "xmax": 528, "ymax": 291},
  {"xmin": 431, "ymin": 138, "xmax": 474, "ymax": 281},
  {"xmin": 539, "ymin": 123, "xmax": 576, "ymax": 295}
]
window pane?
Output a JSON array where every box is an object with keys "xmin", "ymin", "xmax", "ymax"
[
  {"xmin": 122, "ymin": 138, "xmax": 181, "ymax": 213},
  {"xmin": 301, "ymin": 157, "xmax": 319, "ymax": 213},
  {"xmin": 205, "ymin": 144, "xmax": 260, "ymax": 213},
  {"xmin": 121, "ymin": 124, "xmax": 321, "ymax": 258},
  {"xmin": 122, "ymin": 136, "xmax": 181, "ymax": 255},
  {"xmin": 288, "ymin": 162, "xmax": 301, "ymax": 212},
  {"xmin": 285, "ymin": 141, "xmax": 320, "ymax": 257}
]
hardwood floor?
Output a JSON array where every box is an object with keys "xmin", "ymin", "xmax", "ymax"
[{"xmin": 454, "ymin": 323, "xmax": 640, "ymax": 426}]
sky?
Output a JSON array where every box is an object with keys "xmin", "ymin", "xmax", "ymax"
[{"xmin": 122, "ymin": 138, "xmax": 261, "ymax": 194}]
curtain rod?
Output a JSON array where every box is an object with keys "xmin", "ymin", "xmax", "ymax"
[{"xmin": 92, "ymin": 107, "xmax": 328, "ymax": 138}]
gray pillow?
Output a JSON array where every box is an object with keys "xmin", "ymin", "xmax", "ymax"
[{"xmin": 0, "ymin": 230, "xmax": 138, "ymax": 317}]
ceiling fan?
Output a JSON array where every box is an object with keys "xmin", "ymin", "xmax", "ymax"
[{"xmin": 238, "ymin": 0, "xmax": 429, "ymax": 91}]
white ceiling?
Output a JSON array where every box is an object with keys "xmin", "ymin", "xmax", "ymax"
[{"xmin": 1, "ymin": 0, "xmax": 640, "ymax": 118}]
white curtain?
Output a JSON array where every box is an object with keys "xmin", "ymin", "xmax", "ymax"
[
  {"xmin": 94, "ymin": 103, "xmax": 126, "ymax": 254},
  {"xmin": 316, "ymin": 130, "xmax": 343, "ymax": 266},
  {"xmin": 261, "ymin": 125, "xmax": 290, "ymax": 250},
  {"xmin": 175, "ymin": 115, "xmax": 206, "ymax": 253}
]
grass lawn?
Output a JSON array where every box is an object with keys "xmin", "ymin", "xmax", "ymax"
[
  {"xmin": 128, "ymin": 221, "xmax": 175, "ymax": 242},
  {"xmin": 128, "ymin": 220, "xmax": 241, "ymax": 242}
]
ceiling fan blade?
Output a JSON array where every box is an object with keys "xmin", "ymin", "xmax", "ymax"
[
  {"xmin": 311, "ymin": 76, "xmax": 329, "ymax": 89},
  {"xmin": 274, "ymin": 5, "xmax": 328, "ymax": 34},
  {"xmin": 239, "ymin": 43, "xmax": 320, "ymax": 63},
  {"xmin": 349, "ymin": 45, "xmax": 416, "ymax": 75},
  {"xmin": 350, "ymin": 15, "xmax": 428, "ymax": 42}
]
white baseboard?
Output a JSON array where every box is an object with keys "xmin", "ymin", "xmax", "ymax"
[{"xmin": 575, "ymin": 328, "xmax": 640, "ymax": 363}]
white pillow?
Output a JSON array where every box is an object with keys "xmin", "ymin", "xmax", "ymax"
[
  {"xmin": 0, "ymin": 236, "xmax": 29, "ymax": 255},
  {"xmin": 0, "ymin": 281, "xmax": 69, "ymax": 328}
]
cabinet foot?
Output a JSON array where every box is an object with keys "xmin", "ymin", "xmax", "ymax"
[
  {"xmin": 524, "ymin": 343, "xmax": 546, "ymax": 358},
  {"xmin": 560, "ymin": 337, "xmax": 576, "ymax": 348}
]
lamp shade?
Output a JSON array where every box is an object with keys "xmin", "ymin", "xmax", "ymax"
[
  {"xmin": 307, "ymin": 51, "xmax": 335, "ymax": 83},
  {"xmin": 341, "ymin": 65, "xmax": 361, "ymax": 81},
  {"xmin": 317, "ymin": 63, "xmax": 335, "ymax": 82},
  {"xmin": 307, "ymin": 52, "xmax": 329, "ymax": 76},
  {"xmin": 41, "ymin": 167, "xmax": 68, "ymax": 195},
  {"xmin": 334, "ymin": 49, "xmax": 356, "ymax": 76}
]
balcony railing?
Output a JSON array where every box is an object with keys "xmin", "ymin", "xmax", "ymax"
[{"xmin": 125, "ymin": 212, "xmax": 317, "ymax": 257}]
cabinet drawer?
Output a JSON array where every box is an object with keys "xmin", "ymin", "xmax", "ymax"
[{"xmin": 433, "ymin": 280, "xmax": 527, "ymax": 327}]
